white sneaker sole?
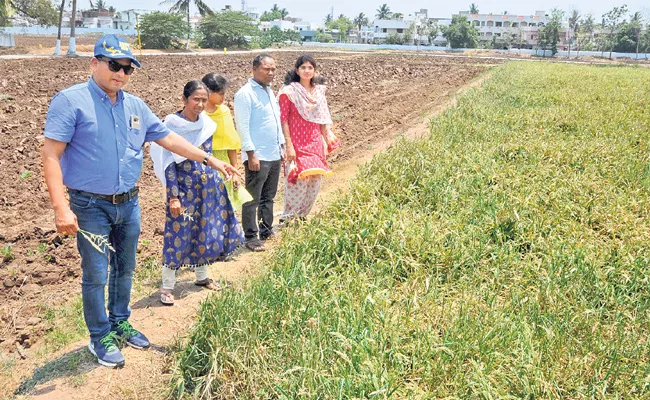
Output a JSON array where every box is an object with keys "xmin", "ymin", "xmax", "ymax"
[
  {"xmin": 125, "ymin": 341, "xmax": 150, "ymax": 350},
  {"xmin": 88, "ymin": 343, "xmax": 125, "ymax": 368}
]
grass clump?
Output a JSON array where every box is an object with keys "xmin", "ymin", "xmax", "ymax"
[{"xmin": 170, "ymin": 62, "xmax": 650, "ymax": 398}]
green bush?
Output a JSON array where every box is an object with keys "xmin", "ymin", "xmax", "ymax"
[
  {"xmin": 198, "ymin": 11, "xmax": 258, "ymax": 49},
  {"xmin": 139, "ymin": 12, "xmax": 188, "ymax": 49},
  {"xmin": 315, "ymin": 31, "xmax": 334, "ymax": 43},
  {"xmin": 252, "ymin": 26, "xmax": 302, "ymax": 48},
  {"xmin": 385, "ymin": 32, "xmax": 405, "ymax": 44},
  {"xmin": 171, "ymin": 62, "xmax": 650, "ymax": 398}
]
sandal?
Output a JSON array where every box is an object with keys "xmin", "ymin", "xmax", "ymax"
[
  {"xmin": 160, "ymin": 290, "xmax": 175, "ymax": 306},
  {"xmin": 195, "ymin": 278, "xmax": 222, "ymax": 291},
  {"xmin": 245, "ymin": 239, "xmax": 265, "ymax": 252}
]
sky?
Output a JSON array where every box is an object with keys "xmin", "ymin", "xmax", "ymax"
[{"xmin": 108, "ymin": 0, "xmax": 649, "ymax": 25}]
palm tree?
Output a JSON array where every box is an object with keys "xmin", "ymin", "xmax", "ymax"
[
  {"xmin": 95, "ymin": 0, "xmax": 107, "ymax": 10},
  {"xmin": 470, "ymin": 3, "xmax": 479, "ymax": 14},
  {"xmin": 568, "ymin": 10, "xmax": 580, "ymax": 57},
  {"xmin": 392, "ymin": 12, "xmax": 403, "ymax": 20},
  {"xmin": 324, "ymin": 13, "xmax": 332, "ymax": 25},
  {"xmin": 353, "ymin": 13, "xmax": 369, "ymax": 43},
  {"xmin": 630, "ymin": 12, "xmax": 644, "ymax": 57},
  {"xmin": 163, "ymin": 0, "xmax": 214, "ymax": 49},
  {"xmin": 376, "ymin": 3, "xmax": 391, "ymax": 20},
  {"xmin": 280, "ymin": 8, "xmax": 289, "ymax": 19}
]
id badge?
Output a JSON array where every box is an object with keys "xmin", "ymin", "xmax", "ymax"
[{"xmin": 129, "ymin": 115, "xmax": 141, "ymax": 130}]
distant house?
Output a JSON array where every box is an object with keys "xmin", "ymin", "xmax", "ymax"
[
  {"xmin": 82, "ymin": 10, "xmax": 114, "ymax": 29},
  {"xmin": 113, "ymin": 9, "xmax": 154, "ymax": 30},
  {"xmin": 372, "ymin": 19, "xmax": 414, "ymax": 44},
  {"xmin": 458, "ymin": 10, "xmax": 570, "ymax": 50}
]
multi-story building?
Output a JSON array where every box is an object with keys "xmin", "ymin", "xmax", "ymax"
[
  {"xmin": 458, "ymin": 10, "xmax": 569, "ymax": 50},
  {"xmin": 372, "ymin": 19, "xmax": 415, "ymax": 44}
]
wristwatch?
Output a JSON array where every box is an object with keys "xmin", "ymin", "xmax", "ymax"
[{"xmin": 202, "ymin": 153, "xmax": 211, "ymax": 166}]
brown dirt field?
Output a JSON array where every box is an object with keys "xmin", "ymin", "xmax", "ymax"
[{"xmin": 0, "ymin": 51, "xmax": 501, "ymax": 397}]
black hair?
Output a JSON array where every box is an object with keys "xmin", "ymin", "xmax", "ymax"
[
  {"xmin": 202, "ymin": 73, "xmax": 229, "ymax": 93},
  {"xmin": 182, "ymin": 80, "xmax": 207, "ymax": 99},
  {"xmin": 283, "ymin": 54, "xmax": 326, "ymax": 86},
  {"xmin": 253, "ymin": 53, "xmax": 274, "ymax": 68}
]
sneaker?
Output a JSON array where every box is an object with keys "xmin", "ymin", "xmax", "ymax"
[
  {"xmin": 88, "ymin": 331, "xmax": 125, "ymax": 368},
  {"xmin": 113, "ymin": 320, "xmax": 150, "ymax": 349}
]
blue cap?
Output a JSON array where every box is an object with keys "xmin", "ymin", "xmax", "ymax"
[{"xmin": 93, "ymin": 34, "xmax": 141, "ymax": 68}]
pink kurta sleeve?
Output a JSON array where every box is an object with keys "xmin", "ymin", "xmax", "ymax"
[{"xmin": 279, "ymin": 93, "xmax": 291, "ymax": 125}]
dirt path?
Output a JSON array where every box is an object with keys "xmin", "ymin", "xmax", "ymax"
[{"xmin": 3, "ymin": 72, "xmax": 491, "ymax": 400}]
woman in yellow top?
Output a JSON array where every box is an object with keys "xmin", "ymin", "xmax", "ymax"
[{"xmin": 202, "ymin": 73, "xmax": 252, "ymax": 208}]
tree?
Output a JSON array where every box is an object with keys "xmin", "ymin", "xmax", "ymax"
[
  {"xmin": 323, "ymin": 13, "xmax": 332, "ymax": 24},
  {"xmin": 426, "ymin": 20, "xmax": 439, "ymax": 45},
  {"xmin": 326, "ymin": 14, "xmax": 354, "ymax": 42},
  {"xmin": 164, "ymin": 0, "xmax": 214, "ymax": 49},
  {"xmin": 353, "ymin": 12, "xmax": 369, "ymax": 43},
  {"xmin": 602, "ymin": 4, "xmax": 628, "ymax": 59},
  {"xmin": 614, "ymin": 12, "xmax": 643, "ymax": 54},
  {"xmin": 392, "ymin": 12, "xmax": 403, "ymax": 20},
  {"xmin": 139, "ymin": 11, "xmax": 188, "ymax": 49},
  {"xmin": 469, "ymin": 3, "xmax": 478, "ymax": 14},
  {"xmin": 568, "ymin": 9, "xmax": 580, "ymax": 56},
  {"xmin": 53, "ymin": 0, "xmax": 64, "ymax": 55},
  {"xmin": 94, "ymin": 0, "xmax": 106, "ymax": 10},
  {"xmin": 199, "ymin": 11, "xmax": 258, "ymax": 48},
  {"xmin": 576, "ymin": 14, "xmax": 595, "ymax": 54},
  {"xmin": 376, "ymin": 3, "xmax": 390, "ymax": 19},
  {"xmin": 253, "ymin": 25, "xmax": 301, "ymax": 48},
  {"xmin": 538, "ymin": 8, "xmax": 564, "ymax": 55},
  {"xmin": 3, "ymin": 0, "xmax": 58, "ymax": 26},
  {"xmin": 442, "ymin": 14, "xmax": 478, "ymax": 48},
  {"xmin": 68, "ymin": 0, "xmax": 76, "ymax": 55},
  {"xmin": 260, "ymin": 4, "xmax": 287, "ymax": 21}
]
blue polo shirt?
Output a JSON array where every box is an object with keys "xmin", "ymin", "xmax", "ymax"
[
  {"xmin": 233, "ymin": 78, "xmax": 284, "ymax": 162},
  {"xmin": 44, "ymin": 77, "xmax": 170, "ymax": 195}
]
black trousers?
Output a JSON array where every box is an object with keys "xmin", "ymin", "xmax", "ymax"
[{"xmin": 242, "ymin": 159, "xmax": 281, "ymax": 240}]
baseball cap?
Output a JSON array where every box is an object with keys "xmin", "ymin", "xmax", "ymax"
[{"xmin": 93, "ymin": 34, "xmax": 141, "ymax": 68}]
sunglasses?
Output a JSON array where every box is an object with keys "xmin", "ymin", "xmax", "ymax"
[{"xmin": 97, "ymin": 57, "xmax": 135, "ymax": 75}]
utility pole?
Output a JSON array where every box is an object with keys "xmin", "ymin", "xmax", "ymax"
[{"xmin": 241, "ymin": 0, "xmax": 246, "ymax": 12}]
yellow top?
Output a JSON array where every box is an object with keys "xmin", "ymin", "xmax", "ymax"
[{"xmin": 205, "ymin": 104, "xmax": 241, "ymax": 151}]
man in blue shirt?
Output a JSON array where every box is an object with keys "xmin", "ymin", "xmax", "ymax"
[
  {"xmin": 234, "ymin": 54, "xmax": 285, "ymax": 252},
  {"xmin": 42, "ymin": 34, "xmax": 239, "ymax": 368}
]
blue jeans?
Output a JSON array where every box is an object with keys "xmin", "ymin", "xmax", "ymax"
[{"xmin": 69, "ymin": 190, "xmax": 141, "ymax": 342}]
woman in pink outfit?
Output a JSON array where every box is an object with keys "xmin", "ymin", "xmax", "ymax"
[{"xmin": 278, "ymin": 55, "xmax": 340, "ymax": 223}]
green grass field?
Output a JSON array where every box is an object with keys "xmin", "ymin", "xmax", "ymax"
[{"xmin": 171, "ymin": 62, "xmax": 650, "ymax": 399}]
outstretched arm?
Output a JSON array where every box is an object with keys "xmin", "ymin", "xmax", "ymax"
[{"xmin": 154, "ymin": 132, "xmax": 242, "ymax": 180}]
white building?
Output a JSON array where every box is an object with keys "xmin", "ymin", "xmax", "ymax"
[
  {"xmin": 259, "ymin": 19, "xmax": 295, "ymax": 32},
  {"xmin": 81, "ymin": 10, "xmax": 114, "ymax": 28},
  {"xmin": 372, "ymin": 19, "xmax": 415, "ymax": 43},
  {"xmin": 458, "ymin": 10, "xmax": 569, "ymax": 49},
  {"xmin": 358, "ymin": 25, "xmax": 374, "ymax": 43},
  {"xmin": 113, "ymin": 9, "xmax": 154, "ymax": 30},
  {"xmin": 246, "ymin": 8, "xmax": 260, "ymax": 21}
]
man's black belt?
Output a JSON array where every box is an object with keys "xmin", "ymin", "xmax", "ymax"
[{"xmin": 68, "ymin": 187, "xmax": 139, "ymax": 205}]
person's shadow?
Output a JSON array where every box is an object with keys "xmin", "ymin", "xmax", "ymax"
[
  {"xmin": 14, "ymin": 346, "xmax": 97, "ymax": 396},
  {"xmin": 15, "ymin": 340, "xmax": 168, "ymax": 396}
]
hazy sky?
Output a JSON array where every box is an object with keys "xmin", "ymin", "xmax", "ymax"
[{"xmin": 108, "ymin": 1, "xmax": 649, "ymax": 24}]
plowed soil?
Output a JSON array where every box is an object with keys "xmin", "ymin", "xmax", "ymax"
[{"xmin": 0, "ymin": 52, "xmax": 499, "ymax": 364}]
